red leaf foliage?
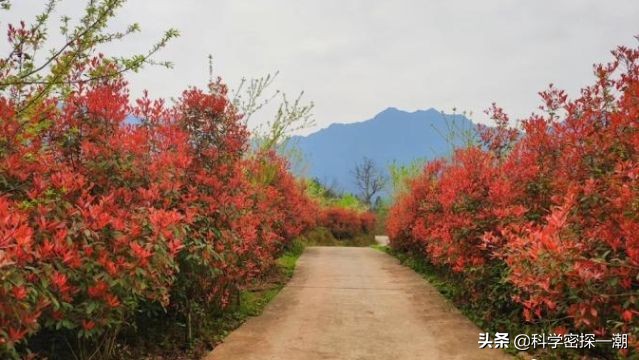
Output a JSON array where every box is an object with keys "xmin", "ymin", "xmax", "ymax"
[
  {"xmin": 388, "ymin": 40, "xmax": 639, "ymax": 354},
  {"xmin": 319, "ymin": 207, "xmax": 376, "ymax": 239},
  {"xmin": 0, "ymin": 65, "xmax": 317, "ymax": 354}
]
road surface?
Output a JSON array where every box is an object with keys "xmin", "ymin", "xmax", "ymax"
[
  {"xmin": 205, "ymin": 247, "xmax": 511, "ymax": 360},
  {"xmin": 374, "ymin": 235, "xmax": 389, "ymax": 246}
]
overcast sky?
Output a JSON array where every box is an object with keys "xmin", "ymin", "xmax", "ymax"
[{"xmin": 3, "ymin": 1, "xmax": 639, "ymax": 133}]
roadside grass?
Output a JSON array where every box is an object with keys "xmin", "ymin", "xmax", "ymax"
[
  {"xmin": 370, "ymin": 244, "xmax": 389, "ymax": 253},
  {"xmin": 277, "ymin": 238, "xmax": 305, "ymax": 277}
]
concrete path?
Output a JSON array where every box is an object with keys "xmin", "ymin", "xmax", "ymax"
[
  {"xmin": 205, "ymin": 247, "xmax": 511, "ymax": 360},
  {"xmin": 374, "ymin": 235, "xmax": 389, "ymax": 246}
]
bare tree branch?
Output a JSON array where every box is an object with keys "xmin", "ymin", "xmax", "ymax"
[{"xmin": 352, "ymin": 157, "xmax": 387, "ymax": 206}]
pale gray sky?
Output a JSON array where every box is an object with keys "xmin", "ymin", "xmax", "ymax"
[{"xmin": 4, "ymin": 1, "xmax": 639, "ymax": 133}]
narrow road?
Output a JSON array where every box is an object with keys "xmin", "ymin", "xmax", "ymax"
[
  {"xmin": 374, "ymin": 235, "xmax": 389, "ymax": 246},
  {"xmin": 205, "ymin": 247, "xmax": 511, "ymax": 360}
]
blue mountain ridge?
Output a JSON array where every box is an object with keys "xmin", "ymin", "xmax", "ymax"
[{"xmin": 287, "ymin": 107, "xmax": 475, "ymax": 195}]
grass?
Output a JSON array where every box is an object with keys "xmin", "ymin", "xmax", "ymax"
[
  {"xmin": 237, "ymin": 288, "xmax": 281, "ymax": 317},
  {"xmin": 370, "ymin": 244, "xmax": 389, "ymax": 252},
  {"xmin": 277, "ymin": 238, "xmax": 305, "ymax": 277}
]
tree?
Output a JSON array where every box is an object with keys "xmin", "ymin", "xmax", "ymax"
[{"xmin": 352, "ymin": 157, "xmax": 387, "ymax": 206}]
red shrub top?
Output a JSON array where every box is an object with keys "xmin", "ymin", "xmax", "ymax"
[
  {"xmin": 1, "ymin": 62, "xmax": 190, "ymax": 349},
  {"xmin": 319, "ymin": 207, "xmax": 376, "ymax": 239}
]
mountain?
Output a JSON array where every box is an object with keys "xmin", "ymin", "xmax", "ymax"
[{"xmin": 288, "ymin": 107, "xmax": 475, "ymax": 196}]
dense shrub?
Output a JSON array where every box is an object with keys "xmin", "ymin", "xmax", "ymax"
[
  {"xmin": 388, "ymin": 40, "xmax": 639, "ymax": 355},
  {"xmin": 319, "ymin": 207, "xmax": 376, "ymax": 239},
  {"xmin": 0, "ymin": 60, "xmax": 316, "ymax": 357},
  {"xmin": 0, "ymin": 66, "xmax": 190, "ymax": 356}
]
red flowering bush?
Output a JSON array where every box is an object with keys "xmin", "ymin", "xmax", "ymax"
[
  {"xmin": 359, "ymin": 211, "xmax": 376, "ymax": 235},
  {"xmin": 247, "ymin": 151, "xmax": 318, "ymax": 251},
  {"xmin": 319, "ymin": 207, "xmax": 376, "ymax": 239},
  {"xmin": 387, "ymin": 161, "xmax": 442, "ymax": 253},
  {"xmin": 0, "ymin": 60, "xmax": 316, "ymax": 359},
  {"xmin": 0, "ymin": 60, "xmax": 190, "ymax": 356},
  {"xmin": 388, "ymin": 39, "xmax": 639, "ymax": 355},
  {"xmin": 492, "ymin": 45, "xmax": 639, "ymax": 347},
  {"xmin": 133, "ymin": 83, "xmax": 318, "ymax": 345}
]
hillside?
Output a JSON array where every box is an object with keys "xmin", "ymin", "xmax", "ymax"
[{"xmin": 289, "ymin": 107, "xmax": 475, "ymax": 195}]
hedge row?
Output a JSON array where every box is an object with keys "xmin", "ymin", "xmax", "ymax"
[
  {"xmin": 0, "ymin": 57, "xmax": 317, "ymax": 357},
  {"xmin": 318, "ymin": 207, "xmax": 376, "ymax": 239},
  {"xmin": 388, "ymin": 41, "xmax": 639, "ymax": 356}
]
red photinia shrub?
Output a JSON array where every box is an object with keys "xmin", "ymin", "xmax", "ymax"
[
  {"xmin": 417, "ymin": 147, "xmax": 501, "ymax": 272},
  {"xmin": 319, "ymin": 207, "xmax": 376, "ymax": 239},
  {"xmin": 359, "ymin": 211, "xmax": 376, "ymax": 235},
  {"xmin": 0, "ymin": 59, "xmax": 317, "ymax": 355},
  {"xmin": 0, "ymin": 59, "xmax": 190, "ymax": 353},
  {"xmin": 388, "ymin": 39, "xmax": 639, "ymax": 355},
  {"xmin": 492, "ymin": 45, "xmax": 639, "ymax": 346},
  {"xmin": 247, "ymin": 151, "xmax": 318, "ymax": 252},
  {"xmin": 387, "ymin": 161, "xmax": 444, "ymax": 253},
  {"xmin": 158, "ymin": 83, "xmax": 316, "ymax": 320}
]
